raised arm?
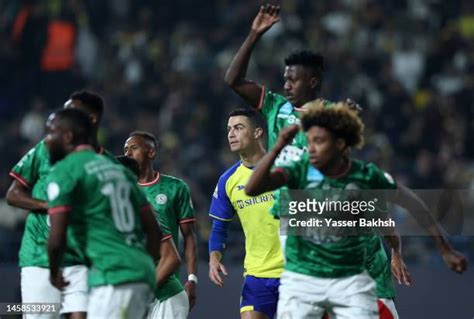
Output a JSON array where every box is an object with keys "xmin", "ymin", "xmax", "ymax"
[
  {"xmin": 245, "ymin": 125, "xmax": 299, "ymax": 196},
  {"xmin": 224, "ymin": 4, "xmax": 280, "ymax": 107},
  {"xmin": 393, "ymin": 185, "xmax": 467, "ymax": 273}
]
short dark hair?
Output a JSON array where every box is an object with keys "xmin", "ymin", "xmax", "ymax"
[
  {"xmin": 228, "ymin": 108, "xmax": 266, "ymax": 132},
  {"xmin": 70, "ymin": 90, "xmax": 104, "ymax": 122},
  {"xmin": 301, "ymin": 100, "xmax": 364, "ymax": 149},
  {"xmin": 285, "ymin": 50, "xmax": 324, "ymax": 88},
  {"xmin": 129, "ymin": 131, "xmax": 159, "ymax": 151},
  {"xmin": 115, "ymin": 155, "xmax": 140, "ymax": 177},
  {"xmin": 53, "ymin": 108, "xmax": 94, "ymax": 145}
]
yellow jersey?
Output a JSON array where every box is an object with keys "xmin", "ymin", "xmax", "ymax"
[{"xmin": 209, "ymin": 161, "xmax": 284, "ymax": 278}]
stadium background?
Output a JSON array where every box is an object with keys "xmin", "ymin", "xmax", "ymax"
[{"xmin": 0, "ymin": 0, "xmax": 472, "ymax": 318}]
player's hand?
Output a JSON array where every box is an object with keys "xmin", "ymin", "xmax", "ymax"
[
  {"xmin": 184, "ymin": 280, "xmax": 197, "ymax": 309},
  {"xmin": 50, "ymin": 271, "xmax": 69, "ymax": 290},
  {"xmin": 442, "ymin": 249, "xmax": 467, "ymax": 273},
  {"xmin": 391, "ymin": 252, "xmax": 411, "ymax": 286},
  {"xmin": 251, "ymin": 4, "xmax": 280, "ymax": 36},
  {"xmin": 209, "ymin": 261, "xmax": 228, "ymax": 287},
  {"xmin": 275, "ymin": 125, "xmax": 300, "ymax": 150}
]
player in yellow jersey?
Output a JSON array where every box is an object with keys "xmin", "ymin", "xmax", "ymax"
[{"xmin": 209, "ymin": 108, "xmax": 284, "ymax": 319}]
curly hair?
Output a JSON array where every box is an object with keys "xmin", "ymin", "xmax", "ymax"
[{"xmin": 300, "ymin": 100, "xmax": 365, "ymax": 149}]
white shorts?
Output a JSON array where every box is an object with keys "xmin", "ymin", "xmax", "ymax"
[
  {"xmin": 88, "ymin": 282, "xmax": 153, "ymax": 319},
  {"xmin": 61, "ymin": 265, "xmax": 88, "ymax": 314},
  {"xmin": 147, "ymin": 290, "xmax": 189, "ymax": 319},
  {"xmin": 21, "ymin": 265, "xmax": 88, "ymax": 318},
  {"xmin": 277, "ymin": 270, "xmax": 378, "ymax": 319},
  {"xmin": 377, "ymin": 298, "xmax": 399, "ymax": 319}
]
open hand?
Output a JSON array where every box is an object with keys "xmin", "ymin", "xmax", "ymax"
[{"xmin": 251, "ymin": 4, "xmax": 280, "ymax": 35}]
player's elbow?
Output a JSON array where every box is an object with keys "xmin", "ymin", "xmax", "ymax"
[
  {"xmin": 5, "ymin": 188, "xmax": 18, "ymax": 206},
  {"xmin": 171, "ymin": 252, "xmax": 182, "ymax": 271},
  {"xmin": 245, "ymin": 184, "xmax": 258, "ymax": 197},
  {"xmin": 224, "ymin": 70, "xmax": 238, "ymax": 87}
]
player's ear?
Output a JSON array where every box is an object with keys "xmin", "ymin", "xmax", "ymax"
[
  {"xmin": 64, "ymin": 130, "xmax": 74, "ymax": 145},
  {"xmin": 148, "ymin": 147, "xmax": 156, "ymax": 159},
  {"xmin": 89, "ymin": 113, "xmax": 98, "ymax": 125},
  {"xmin": 336, "ymin": 138, "xmax": 346, "ymax": 152},
  {"xmin": 254, "ymin": 127, "xmax": 264, "ymax": 140},
  {"xmin": 310, "ymin": 76, "xmax": 318, "ymax": 90}
]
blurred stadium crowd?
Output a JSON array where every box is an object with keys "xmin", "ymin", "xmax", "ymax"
[{"xmin": 0, "ymin": 0, "xmax": 473, "ymax": 264}]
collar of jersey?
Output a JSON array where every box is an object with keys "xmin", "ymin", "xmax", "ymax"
[
  {"xmin": 138, "ymin": 171, "xmax": 160, "ymax": 186},
  {"xmin": 74, "ymin": 144, "xmax": 94, "ymax": 152}
]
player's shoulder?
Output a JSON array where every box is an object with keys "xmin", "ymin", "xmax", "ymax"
[
  {"xmin": 352, "ymin": 159, "xmax": 396, "ymax": 187},
  {"xmin": 159, "ymin": 173, "xmax": 189, "ymax": 188},
  {"xmin": 217, "ymin": 161, "xmax": 242, "ymax": 184},
  {"xmin": 26, "ymin": 139, "xmax": 48, "ymax": 157}
]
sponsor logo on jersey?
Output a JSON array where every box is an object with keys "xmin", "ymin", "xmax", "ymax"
[
  {"xmin": 237, "ymin": 185, "xmax": 245, "ymax": 191},
  {"xmin": 234, "ymin": 193, "xmax": 275, "ymax": 210},
  {"xmin": 155, "ymin": 194, "xmax": 168, "ymax": 205},
  {"xmin": 287, "ymin": 114, "xmax": 300, "ymax": 125},
  {"xmin": 307, "ymin": 166, "xmax": 323, "ymax": 182},
  {"xmin": 279, "ymin": 102, "xmax": 293, "ymax": 115}
]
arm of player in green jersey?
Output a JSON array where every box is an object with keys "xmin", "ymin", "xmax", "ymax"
[
  {"xmin": 382, "ymin": 229, "xmax": 411, "ymax": 286},
  {"xmin": 48, "ymin": 210, "xmax": 70, "ymax": 290},
  {"xmin": 246, "ymin": 125, "xmax": 300, "ymax": 196},
  {"xmin": 180, "ymin": 222, "xmax": 198, "ymax": 308},
  {"xmin": 156, "ymin": 238, "xmax": 181, "ymax": 287},
  {"xmin": 393, "ymin": 185, "xmax": 467, "ymax": 274},
  {"xmin": 6, "ymin": 180, "xmax": 47, "ymax": 212},
  {"xmin": 139, "ymin": 205, "xmax": 161, "ymax": 262},
  {"xmin": 224, "ymin": 4, "xmax": 280, "ymax": 107}
]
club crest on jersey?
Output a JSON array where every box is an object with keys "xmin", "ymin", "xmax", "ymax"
[
  {"xmin": 155, "ymin": 194, "xmax": 168, "ymax": 205},
  {"xmin": 47, "ymin": 182, "xmax": 60, "ymax": 201}
]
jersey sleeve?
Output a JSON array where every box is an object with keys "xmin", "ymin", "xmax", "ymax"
[
  {"xmin": 154, "ymin": 205, "xmax": 173, "ymax": 240},
  {"xmin": 256, "ymin": 88, "xmax": 287, "ymax": 120},
  {"xmin": 46, "ymin": 165, "xmax": 77, "ymax": 214},
  {"xmin": 176, "ymin": 181, "xmax": 196, "ymax": 224},
  {"xmin": 368, "ymin": 164, "xmax": 397, "ymax": 190},
  {"xmin": 9, "ymin": 141, "xmax": 45, "ymax": 188},
  {"xmin": 209, "ymin": 175, "xmax": 235, "ymax": 222},
  {"xmin": 367, "ymin": 164, "xmax": 398, "ymax": 217}
]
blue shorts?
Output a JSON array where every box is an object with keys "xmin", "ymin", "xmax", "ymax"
[{"xmin": 240, "ymin": 275, "xmax": 280, "ymax": 319}]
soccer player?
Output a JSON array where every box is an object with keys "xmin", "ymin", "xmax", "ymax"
[
  {"xmin": 5, "ymin": 90, "xmax": 111, "ymax": 319},
  {"xmin": 208, "ymin": 109, "xmax": 284, "ymax": 319},
  {"xmin": 44, "ymin": 108, "xmax": 159, "ymax": 318},
  {"xmin": 124, "ymin": 131, "xmax": 197, "ymax": 318},
  {"xmin": 225, "ymin": 5, "xmax": 408, "ymax": 318},
  {"xmin": 245, "ymin": 100, "xmax": 467, "ymax": 318},
  {"xmin": 225, "ymin": 4, "xmax": 330, "ymax": 164}
]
